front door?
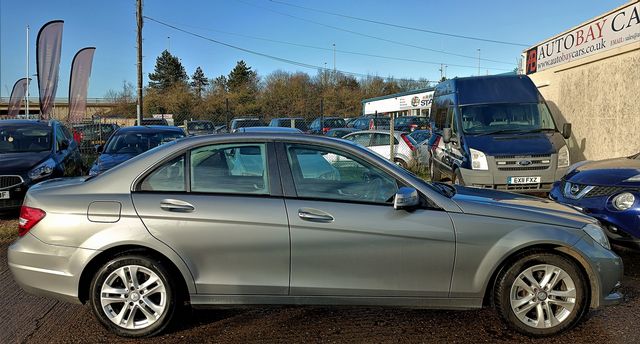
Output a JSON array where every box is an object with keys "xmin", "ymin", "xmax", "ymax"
[
  {"xmin": 131, "ymin": 142, "xmax": 290, "ymax": 295},
  {"xmin": 280, "ymin": 143, "xmax": 455, "ymax": 297}
]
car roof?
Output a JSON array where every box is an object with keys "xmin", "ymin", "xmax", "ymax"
[
  {"xmin": 345, "ymin": 130, "xmax": 406, "ymax": 135},
  {"xmin": 115, "ymin": 125, "xmax": 184, "ymax": 134},
  {"xmin": 188, "ymin": 120, "xmax": 212, "ymax": 123},
  {"xmin": 0, "ymin": 119, "xmax": 53, "ymax": 127},
  {"xmin": 237, "ymin": 126, "xmax": 303, "ymax": 133}
]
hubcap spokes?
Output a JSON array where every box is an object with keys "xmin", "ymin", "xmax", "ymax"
[
  {"xmin": 100, "ymin": 265, "xmax": 167, "ymax": 330},
  {"xmin": 510, "ymin": 264, "xmax": 576, "ymax": 329}
]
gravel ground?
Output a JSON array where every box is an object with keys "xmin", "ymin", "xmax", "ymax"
[{"xmin": 1, "ymin": 240, "xmax": 639, "ymax": 344}]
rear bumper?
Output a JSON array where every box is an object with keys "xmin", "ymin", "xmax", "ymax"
[
  {"xmin": 8, "ymin": 234, "xmax": 96, "ymax": 304},
  {"xmin": 460, "ymin": 166, "xmax": 567, "ymax": 193}
]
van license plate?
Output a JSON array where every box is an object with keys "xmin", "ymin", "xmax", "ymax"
[
  {"xmin": 0, "ymin": 191, "xmax": 9, "ymax": 199},
  {"xmin": 508, "ymin": 176, "xmax": 541, "ymax": 184}
]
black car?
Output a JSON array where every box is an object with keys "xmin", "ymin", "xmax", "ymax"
[
  {"xmin": 308, "ymin": 117, "xmax": 346, "ymax": 135},
  {"xmin": 0, "ymin": 120, "xmax": 83, "ymax": 210},
  {"xmin": 394, "ymin": 116, "xmax": 429, "ymax": 132},
  {"xmin": 89, "ymin": 126, "xmax": 185, "ymax": 176},
  {"xmin": 350, "ymin": 116, "xmax": 391, "ymax": 130},
  {"xmin": 269, "ymin": 117, "xmax": 309, "ymax": 132},
  {"xmin": 186, "ymin": 120, "xmax": 215, "ymax": 136}
]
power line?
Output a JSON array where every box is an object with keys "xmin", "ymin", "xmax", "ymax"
[
  {"xmin": 143, "ymin": 16, "xmax": 436, "ymax": 83},
  {"xmin": 233, "ymin": 0, "xmax": 514, "ymax": 66},
  {"xmin": 148, "ymin": 18, "xmax": 511, "ymax": 71},
  {"xmin": 269, "ymin": 0, "xmax": 529, "ymax": 47}
]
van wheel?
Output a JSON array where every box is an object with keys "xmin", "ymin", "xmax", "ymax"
[
  {"xmin": 453, "ymin": 169, "xmax": 465, "ymax": 186},
  {"xmin": 89, "ymin": 255, "xmax": 178, "ymax": 337},
  {"xmin": 494, "ymin": 252, "xmax": 588, "ymax": 337},
  {"xmin": 429, "ymin": 158, "xmax": 441, "ymax": 181},
  {"xmin": 394, "ymin": 159, "xmax": 407, "ymax": 169}
]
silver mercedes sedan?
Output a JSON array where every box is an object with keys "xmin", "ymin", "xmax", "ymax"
[{"xmin": 8, "ymin": 133, "xmax": 622, "ymax": 338}]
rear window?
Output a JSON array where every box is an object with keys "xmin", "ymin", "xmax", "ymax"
[{"xmin": 324, "ymin": 119, "xmax": 346, "ymax": 128}]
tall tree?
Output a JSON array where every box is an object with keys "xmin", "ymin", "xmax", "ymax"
[
  {"xmin": 148, "ymin": 50, "xmax": 188, "ymax": 91},
  {"xmin": 190, "ymin": 66, "xmax": 209, "ymax": 98},
  {"xmin": 212, "ymin": 75, "xmax": 228, "ymax": 94},
  {"xmin": 227, "ymin": 60, "xmax": 258, "ymax": 93}
]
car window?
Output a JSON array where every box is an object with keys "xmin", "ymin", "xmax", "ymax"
[
  {"xmin": 190, "ymin": 143, "xmax": 269, "ymax": 194},
  {"xmin": 140, "ymin": 155, "xmax": 186, "ymax": 192},
  {"xmin": 345, "ymin": 133, "xmax": 372, "ymax": 146},
  {"xmin": 371, "ymin": 133, "xmax": 398, "ymax": 146},
  {"xmin": 55, "ymin": 126, "xmax": 66, "ymax": 151},
  {"xmin": 286, "ymin": 144, "xmax": 398, "ymax": 204}
]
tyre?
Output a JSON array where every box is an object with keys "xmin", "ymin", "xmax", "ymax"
[
  {"xmin": 494, "ymin": 252, "xmax": 589, "ymax": 337},
  {"xmin": 394, "ymin": 158, "xmax": 408, "ymax": 169},
  {"xmin": 429, "ymin": 158, "xmax": 441, "ymax": 181},
  {"xmin": 89, "ymin": 254, "xmax": 179, "ymax": 337},
  {"xmin": 453, "ymin": 168, "xmax": 465, "ymax": 186}
]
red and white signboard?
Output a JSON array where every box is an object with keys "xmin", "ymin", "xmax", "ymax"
[{"xmin": 525, "ymin": 2, "xmax": 639, "ymax": 74}]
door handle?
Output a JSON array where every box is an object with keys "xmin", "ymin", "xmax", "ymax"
[
  {"xmin": 160, "ymin": 199, "xmax": 195, "ymax": 212},
  {"xmin": 298, "ymin": 210, "xmax": 334, "ymax": 222}
]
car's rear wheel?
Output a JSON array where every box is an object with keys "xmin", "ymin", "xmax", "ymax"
[
  {"xmin": 89, "ymin": 255, "xmax": 178, "ymax": 337},
  {"xmin": 394, "ymin": 158, "xmax": 407, "ymax": 169},
  {"xmin": 494, "ymin": 252, "xmax": 588, "ymax": 337}
]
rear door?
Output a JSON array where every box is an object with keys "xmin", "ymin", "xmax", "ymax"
[
  {"xmin": 279, "ymin": 143, "xmax": 455, "ymax": 297},
  {"xmin": 131, "ymin": 142, "xmax": 290, "ymax": 295},
  {"xmin": 368, "ymin": 133, "xmax": 393, "ymax": 159}
]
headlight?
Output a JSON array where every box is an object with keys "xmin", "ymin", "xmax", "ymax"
[
  {"xmin": 612, "ymin": 192, "xmax": 635, "ymax": 211},
  {"xmin": 582, "ymin": 223, "xmax": 611, "ymax": 250},
  {"xmin": 558, "ymin": 145, "xmax": 570, "ymax": 168},
  {"xmin": 28, "ymin": 158, "xmax": 56, "ymax": 181},
  {"xmin": 470, "ymin": 148, "xmax": 488, "ymax": 170},
  {"xmin": 624, "ymin": 174, "xmax": 640, "ymax": 182}
]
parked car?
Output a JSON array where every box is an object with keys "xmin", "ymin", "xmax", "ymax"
[
  {"xmin": 409, "ymin": 129, "xmax": 431, "ymax": 144},
  {"xmin": 230, "ymin": 117, "xmax": 265, "ymax": 133},
  {"xmin": 0, "ymin": 120, "xmax": 82, "ymax": 210},
  {"xmin": 186, "ymin": 120, "xmax": 215, "ymax": 136},
  {"xmin": 268, "ymin": 117, "xmax": 309, "ymax": 132},
  {"xmin": 326, "ymin": 128, "xmax": 358, "ymax": 138},
  {"xmin": 88, "ymin": 126, "xmax": 185, "ymax": 176},
  {"xmin": 308, "ymin": 117, "xmax": 346, "ymax": 135},
  {"xmin": 72, "ymin": 123, "xmax": 119, "ymax": 152},
  {"xmin": 9, "ymin": 133, "xmax": 622, "ymax": 337},
  {"xmin": 344, "ymin": 117, "xmax": 358, "ymax": 127},
  {"xmin": 350, "ymin": 116, "xmax": 391, "ymax": 130},
  {"xmin": 410, "ymin": 130, "xmax": 433, "ymax": 167},
  {"xmin": 235, "ymin": 126, "xmax": 302, "ymax": 134},
  {"xmin": 342, "ymin": 130, "xmax": 417, "ymax": 168},
  {"xmin": 428, "ymin": 75, "xmax": 572, "ymax": 192},
  {"xmin": 136, "ymin": 118, "xmax": 169, "ymax": 126},
  {"xmin": 549, "ymin": 151, "xmax": 640, "ymax": 248},
  {"xmin": 394, "ymin": 116, "xmax": 430, "ymax": 132}
]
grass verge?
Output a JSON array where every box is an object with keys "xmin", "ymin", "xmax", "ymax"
[{"xmin": 0, "ymin": 218, "xmax": 18, "ymax": 242}]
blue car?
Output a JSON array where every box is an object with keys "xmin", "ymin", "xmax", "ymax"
[
  {"xmin": 550, "ymin": 152, "xmax": 640, "ymax": 248},
  {"xmin": 89, "ymin": 126, "xmax": 185, "ymax": 176}
]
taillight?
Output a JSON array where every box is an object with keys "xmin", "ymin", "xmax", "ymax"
[
  {"xmin": 401, "ymin": 134, "xmax": 416, "ymax": 151},
  {"xmin": 369, "ymin": 119, "xmax": 375, "ymax": 130},
  {"xmin": 322, "ymin": 127, "xmax": 330, "ymax": 134},
  {"xmin": 18, "ymin": 206, "xmax": 46, "ymax": 237}
]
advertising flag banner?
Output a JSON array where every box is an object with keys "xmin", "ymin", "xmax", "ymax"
[
  {"xmin": 36, "ymin": 20, "xmax": 64, "ymax": 118},
  {"xmin": 7, "ymin": 78, "xmax": 30, "ymax": 117},
  {"xmin": 68, "ymin": 47, "xmax": 96, "ymax": 122}
]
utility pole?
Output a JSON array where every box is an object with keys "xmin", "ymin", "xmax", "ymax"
[
  {"xmin": 136, "ymin": 0, "xmax": 143, "ymax": 124},
  {"xmin": 477, "ymin": 49, "xmax": 481, "ymax": 76},
  {"xmin": 26, "ymin": 25, "xmax": 29, "ymax": 117},
  {"xmin": 332, "ymin": 43, "xmax": 336, "ymax": 72},
  {"xmin": 439, "ymin": 64, "xmax": 444, "ymax": 80},
  {"xmin": 167, "ymin": 36, "xmax": 170, "ymax": 53}
]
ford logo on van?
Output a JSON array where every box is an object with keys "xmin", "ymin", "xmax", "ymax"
[{"xmin": 518, "ymin": 160, "xmax": 532, "ymax": 166}]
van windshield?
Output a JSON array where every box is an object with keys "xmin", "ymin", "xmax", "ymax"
[{"xmin": 460, "ymin": 102, "xmax": 556, "ymax": 135}]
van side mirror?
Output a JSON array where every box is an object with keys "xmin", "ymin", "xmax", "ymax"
[
  {"xmin": 394, "ymin": 187, "xmax": 419, "ymax": 210},
  {"xmin": 562, "ymin": 123, "xmax": 572, "ymax": 139},
  {"xmin": 95, "ymin": 144, "xmax": 104, "ymax": 153},
  {"xmin": 442, "ymin": 128, "xmax": 452, "ymax": 143},
  {"xmin": 59, "ymin": 139, "xmax": 70, "ymax": 151}
]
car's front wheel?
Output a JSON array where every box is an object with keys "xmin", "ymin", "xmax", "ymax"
[
  {"xmin": 89, "ymin": 254, "xmax": 178, "ymax": 337},
  {"xmin": 494, "ymin": 252, "xmax": 588, "ymax": 337}
]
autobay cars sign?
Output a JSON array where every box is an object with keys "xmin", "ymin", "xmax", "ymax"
[{"xmin": 525, "ymin": 1, "xmax": 640, "ymax": 74}]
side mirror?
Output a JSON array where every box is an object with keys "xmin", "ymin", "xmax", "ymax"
[
  {"xmin": 95, "ymin": 144, "xmax": 104, "ymax": 153},
  {"xmin": 394, "ymin": 187, "xmax": 419, "ymax": 210},
  {"xmin": 59, "ymin": 139, "xmax": 70, "ymax": 151},
  {"xmin": 442, "ymin": 128, "xmax": 452, "ymax": 143},
  {"xmin": 562, "ymin": 122, "xmax": 572, "ymax": 139}
]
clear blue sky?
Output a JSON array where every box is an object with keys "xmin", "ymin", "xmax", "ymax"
[{"xmin": 0, "ymin": 0, "xmax": 628, "ymax": 99}]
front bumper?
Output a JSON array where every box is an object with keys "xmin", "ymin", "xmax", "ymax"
[
  {"xmin": 8, "ymin": 233, "xmax": 97, "ymax": 304},
  {"xmin": 460, "ymin": 165, "xmax": 567, "ymax": 193}
]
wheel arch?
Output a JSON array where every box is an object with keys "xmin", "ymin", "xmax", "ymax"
[
  {"xmin": 481, "ymin": 244, "xmax": 597, "ymax": 308},
  {"xmin": 78, "ymin": 244, "xmax": 192, "ymax": 305}
]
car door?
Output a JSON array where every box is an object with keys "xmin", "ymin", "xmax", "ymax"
[
  {"xmin": 279, "ymin": 143, "xmax": 455, "ymax": 297},
  {"xmin": 368, "ymin": 133, "xmax": 394, "ymax": 160},
  {"xmin": 131, "ymin": 142, "xmax": 290, "ymax": 295}
]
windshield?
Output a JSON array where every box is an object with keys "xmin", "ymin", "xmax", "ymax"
[
  {"xmin": 460, "ymin": 102, "xmax": 556, "ymax": 135},
  {"xmin": 188, "ymin": 122, "xmax": 213, "ymax": 131},
  {"xmin": 0, "ymin": 126, "xmax": 52, "ymax": 153},
  {"xmin": 324, "ymin": 119, "xmax": 346, "ymax": 128},
  {"xmin": 104, "ymin": 131, "xmax": 184, "ymax": 154}
]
